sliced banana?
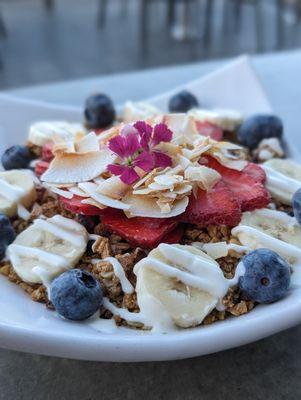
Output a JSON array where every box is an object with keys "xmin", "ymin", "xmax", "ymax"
[
  {"xmin": 232, "ymin": 208, "xmax": 301, "ymax": 268},
  {"xmin": 7, "ymin": 215, "xmax": 88, "ymax": 284},
  {"xmin": 28, "ymin": 121, "xmax": 86, "ymax": 147},
  {"xmin": 122, "ymin": 101, "xmax": 161, "ymax": 123},
  {"xmin": 188, "ymin": 108, "xmax": 243, "ymax": 131},
  {"xmin": 263, "ymin": 159, "xmax": 301, "ymax": 205},
  {"xmin": 134, "ymin": 244, "xmax": 230, "ymax": 329},
  {"xmin": 0, "ymin": 170, "xmax": 37, "ymax": 218}
]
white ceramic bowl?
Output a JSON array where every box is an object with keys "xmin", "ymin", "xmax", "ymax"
[{"xmin": 0, "ymin": 57, "xmax": 300, "ymax": 362}]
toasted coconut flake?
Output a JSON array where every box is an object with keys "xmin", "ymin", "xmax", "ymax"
[
  {"xmin": 184, "ymin": 165, "xmax": 221, "ymax": 190},
  {"xmin": 123, "ymin": 101, "xmax": 161, "ymax": 123},
  {"xmin": 78, "ymin": 182, "xmax": 130, "ymax": 210},
  {"xmin": 96, "ymin": 176, "xmax": 130, "ymax": 199},
  {"xmin": 45, "ymin": 185, "xmax": 74, "ymax": 199},
  {"xmin": 124, "ymin": 194, "xmax": 189, "ymax": 218},
  {"xmin": 41, "ymin": 149, "xmax": 116, "ymax": 184},
  {"xmin": 75, "ymin": 132, "xmax": 100, "ymax": 153},
  {"xmin": 68, "ymin": 186, "xmax": 90, "ymax": 197},
  {"xmin": 163, "ymin": 113, "xmax": 199, "ymax": 145},
  {"xmin": 81, "ymin": 198, "xmax": 107, "ymax": 210}
]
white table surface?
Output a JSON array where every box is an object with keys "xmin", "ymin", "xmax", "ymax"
[{"xmin": 6, "ymin": 49, "xmax": 301, "ymax": 151}]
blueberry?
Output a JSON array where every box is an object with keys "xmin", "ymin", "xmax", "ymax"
[
  {"xmin": 0, "ymin": 214, "xmax": 15, "ymax": 259},
  {"xmin": 1, "ymin": 145, "xmax": 34, "ymax": 170},
  {"xmin": 168, "ymin": 90, "xmax": 199, "ymax": 113},
  {"xmin": 239, "ymin": 248, "xmax": 291, "ymax": 303},
  {"xmin": 84, "ymin": 93, "xmax": 115, "ymax": 129},
  {"xmin": 237, "ymin": 114, "xmax": 283, "ymax": 149},
  {"xmin": 50, "ymin": 269, "xmax": 103, "ymax": 321},
  {"xmin": 292, "ymin": 188, "xmax": 301, "ymax": 224}
]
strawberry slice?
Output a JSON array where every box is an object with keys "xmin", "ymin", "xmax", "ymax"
[
  {"xmin": 181, "ymin": 181, "xmax": 241, "ymax": 227},
  {"xmin": 243, "ymin": 162, "xmax": 266, "ymax": 184},
  {"xmin": 101, "ymin": 209, "xmax": 178, "ymax": 248},
  {"xmin": 203, "ymin": 156, "xmax": 270, "ymax": 211},
  {"xmin": 42, "ymin": 142, "xmax": 54, "ymax": 162},
  {"xmin": 195, "ymin": 121, "xmax": 223, "ymax": 141},
  {"xmin": 35, "ymin": 160, "xmax": 50, "ymax": 178},
  {"xmin": 59, "ymin": 195, "xmax": 106, "ymax": 216},
  {"xmin": 160, "ymin": 225, "xmax": 184, "ymax": 245}
]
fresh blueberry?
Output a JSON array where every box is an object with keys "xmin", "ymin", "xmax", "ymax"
[
  {"xmin": 84, "ymin": 93, "xmax": 116, "ymax": 129},
  {"xmin": 0, "ymin": 214, "xmax": 15, "ymax": 260},
  {"xmin": 292, "ymin": 188, "xmax": 301, "ymax": 224},
  {"xmin": 239, "ymin": 248, "xmax": 291, "ymax": 303},
  {"xmin": 168, "ymin": 90, "xmax": 199, "ymax": 113},
  {"xmin": 1, "ymin": 145, "xmax": 34, "ymax": 170},
  {"xmin": 50, "ymin": 269, "xmax": 103, "ymax": 321},
  {"xmin": 237, "ymin": 114, "xmax": 283, "ymax": 149}
]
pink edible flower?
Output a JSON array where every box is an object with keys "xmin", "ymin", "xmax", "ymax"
[{"xmin": 107, "ymin": 122, "xmax": 173, "ymax": 185}]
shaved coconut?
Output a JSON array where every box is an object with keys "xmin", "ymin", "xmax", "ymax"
[
  {"xmin": 81, "ymin": 198, "xmax": 106, "ymax": 210},
  {"xmin": 207, "ymin": 141, "xmax": 247, "ymax": 171},
  {"xmin": 163, "ymin": 114, "xmax": 199, "ymax": 145},
  {"xmin": 123, "ymin": 101, "xmax": 161, "ymax": 123},
  {"xmin": 185, "ymin": 165, "xmax": 221, "ymax": 190},
  {"xmin": 96, "ymin": 176, "xmax": 130, "ymax": 199},
  {"xmin": 41, "ymin": 149, "xmax": 116, "ymax": 184},
  {"xmin": 45, "ymin": 185, "xmax": 74, "ymax": 199},
  {"xmin": 124, "ymin": 194, "xmax": 189, "ymax": 218},
  {"xmin": 68, "ymin": 186, "xmax": 90, "ymax": 197},
  {"xmin": 78, "ymin": 182, "xmax": 130, "ymax": 210},
  {"xmin": 75, "ymin": 132, "xmax": 100, "ymax": 153},
  {"xmin": 45, "ymin": 182, "xmax": 74, "ymax": 188},
  {"xmin": 98, "ymin": 125, "xmax": 121, "ymax": 146},
  {"xmin": 177, "ymin": 155, "xmax": 192, "ymax": 170},
  {"xmin": 188, "ymin": 108, "xmax": 243, "ymax": 131}
]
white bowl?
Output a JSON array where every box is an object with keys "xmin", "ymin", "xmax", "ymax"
[{"xmin": 0, "ymin": 56, "xmax": 299, "ymax": 362}]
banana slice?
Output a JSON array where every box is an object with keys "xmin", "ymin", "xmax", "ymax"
[
  {"xmin": 28, "ymin": 121, "xmax": 86, "ymax": 147},
  {"xmin": 7, "ymin": 215, "xmax": 88, "ymax": 284},
  {"xmin": 188, "ymin": 108, "xmax": 243, "ymax": 131},
  {"xmin": 0, "ymin": 170, "xmax": 37, "ymax": 218},
  {"xmin": 232, "ymin": 208, "xmax": 301, "ymax": 266},
  {"xmin": 134, "ymin": 244, "xmax": 229, "ymax": 329},
  {"xmin": 263, "ymin": 158, "xmax": 301, "ymax": 205}
]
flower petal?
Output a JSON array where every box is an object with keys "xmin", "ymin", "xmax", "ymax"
[
  {"xmin": 120, "ymin": 167, "xmax": 140, "ymax": 185},
  {"xmin": 153, "ymin": 151, "xmax": 172, "ymax": 168},
  {"xmin": 120, "ymin": 124, "xmax": 139, "ymax": 137},
  {"xmin": 108, "ymin": 135, "xmax": 127, "ymax": 159},
  {"xmin": 123, "ymin": 132, "xmax": 141, "ymax": 157},
  {"xmin": 107, "ymin": 164, "xmax": 128, "ymax": 176},
  {"xmin": 134, "ymin": 151, "xmax": 154, "ymax": 172},
  {"xmin": 152, "ymin": 123, "xmax": 173, "ymax": 146},
  {"xmin": 134, "ymin": 121, "xmax": 152, "ymax": 150}
]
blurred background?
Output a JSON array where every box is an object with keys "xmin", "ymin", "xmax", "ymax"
[{"xmin": 0, "ymin": 0, "xmax": 300, "ymax": 89}]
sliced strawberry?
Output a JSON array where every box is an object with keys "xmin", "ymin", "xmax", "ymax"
[
  {"xmin": 42, "ymin": 142, "xmax": 54, "ymax": 162},
  {"xmin": 243, "ymin": 163, "xmax": 266, "ymax": 184},
  {"xmin": 159, "ymin": 225, "xmax": 184, "ymax": 245},
  {"xmin": 59, "ymin": 195, "xmax": 106, "ymax": 216},
  {"xmin": 181, "ymin": 181, "xmax": 241, "ymax": 227},
  {"xmin": 35, "ymin": 160, "xmax": 50, "ymax": 178},
  {"xmin": 101, "ymin": 209, "xmax": 178, "ymax": 248},
  {"xmin": 195, "ymin": 121, "xmax": 223, "ymax": 141},
  {"xmin": 203, "ymin": 156, "xmax": 270, "ymax": 211}
]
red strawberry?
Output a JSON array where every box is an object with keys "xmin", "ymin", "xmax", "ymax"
[
  {"xmin": 42, "ymin": 142, "xmax": 54, "ymax": 162},
  {"xmin": 181, "ymin": 181, "xmax": 241, "ymax": 227},
  {"xmin": 195, "ymin": 121, "xmax": 223, "ymax": 141},
  {"xmin": 59, "ymin": 195, "xmax": 106, "ymax": 216},
  {"xmin": 35, "ymin": 160, "xmax": 50, "ymax": 178},
  {"xmin": 101, "ymin": 209, "xmax": 178, "ymax": 248},
  {"xmin": 160, "ymin": 225, "xmax": 184, "ymax": 245},
  {"xmin": 203, "ymin": 156, "xmax": 270, "ymax": 211},
  {"xmin": 243, "ymin": 162, "xmax": 266, "ymax": 184}
]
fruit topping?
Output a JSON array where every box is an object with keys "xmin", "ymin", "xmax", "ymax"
[
  {"xmin": 35, "ymin": 160, "xmax": 50, "ymax": 178},
  {"xmin": 0, "ymin": 214, "xmax": 16, "ymax": 259},
  {"xmin": 50, "ymin": 269, "xmax": 103, "ymax": 321},
  {"xmin": 101, "ymin": 209, "xmax": 178, "ymax": 248},
  {"xmin": 168, "ymin": 90, "xmax": 199, "ymax": 113},
  {"xmin": 237, "ymin": 114, "xmax": 283, "ymax": 149},
  {"xmin": 238, "ymin": 248, "xmax": 291, "ymax": 303},
  {"xmin": 292, "ymin": 188, "xmax": 301, "ymax": 225},
  {"xmin": 59, "ymin": 195, "xmax": 105, "ymax": 216},
  {"xmin": 42, "ymin": 142, "xmax": 54, "ymax": 162},
  {"xmin": 84, "ymin": 93, "xmax": 116, "ymax": 129},
  {"xmin": 181, "ymin": 181, "xmax": 241, "ymax": 227},
  {"xmin": 195, "ymin": 121, "xmax": 223, "ymax": 141},
  {"xmin": 1, "ymin": 145, "xmax": 34, "ymax": 170}
]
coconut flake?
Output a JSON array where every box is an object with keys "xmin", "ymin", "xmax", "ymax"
[
  {"xmin": 96, "ymin": 176, "xmax": 130, "ymax": 199},
  {"xmin": 78, "ymin": 182, "xmax": 130, "ymax": 210},
  {"xmin": 81, "ymin": 198, "xmax": 106, "ymax": 209},
  {"xmin": 44, "ymin": 185, "xmax": 74, "ymax": 199},
  {"xmin": 184, "ymin": 165, "xmax": 221, "ymax": 190},
  {"xmin": 75, "ymin": 132, "xmax": 100, "ymax": 153},
  {"xmin": 41, "ymin": 149, "xmax": 116, "ymax": 184},
  {"xmin": 123, "ymin": 101, "xmax": 161, "ymax": 123},
  {"xmin": 124, "ymin": 194, "xmax": 189, "ymax": 218}
]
